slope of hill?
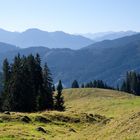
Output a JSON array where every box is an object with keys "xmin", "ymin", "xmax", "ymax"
[
  {"xmin": 82, "ymin": 31, "xmax": 138, "ymax": 41},
  {"xmin": 0, "ymin": 28, "xmax": 93, "ymax": 49},
  {"xmin": 0, "ymin": 42, "xmax": 19, "ymax": 53},
  {"xmin": 0, "ymin": 88, "xmax": 140, "ymax": 140},
  {"xmin": 84, "ymin": 33, "xmax": 140, "ymax": 49}
]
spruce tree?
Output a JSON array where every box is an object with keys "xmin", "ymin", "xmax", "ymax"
[
  {"xmin": 26, "ymin": 54, "xmax": 38, "ymax": 111},
  {"xmin": 2, "ymin": 58, "xmax": 11, "ymax": 110},
  {"xmin": 9, "ymin": 54, "xmax": 23, "ymax": 111},
  {"xmin": 35, "ymin": 53, "xmax": 43, "ymax": 95},
  {"xmin": 89, "ymin": 81, "xmax": 93, "ymax": 88},
  {"xmin": 71, "ymin": 80, "xmax": 79, "ymax": 88},
  {"xmin": 81, "ymin": 83, "xmax": 85, "ymax": 88},
  {"xmin": 3, "ymin": 59, "xmax": 10, "ymax": 88},
  {"xmin": 55, "ymin": 80, "xmax": 65, "ymax": 111},
  {"xmin": 20, "ymin": 57, "xmax": 33, "ymax": 112},
  {"xmin": 126, "ymin": 72, "xmax": 131, "ymax": 93},
  {"xmin": 41, "ymin": 63, "xmax": 54, "ymax": 110},
  {"xmin": 93, "ymin": 80, "xmax": 97, "ymax": 88},
  {"xmin": 85, "ymin": 83, "xmax": 90, "ymax": 88}
]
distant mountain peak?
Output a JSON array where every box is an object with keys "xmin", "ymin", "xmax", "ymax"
[{"xmin": 23, "ymin": 28, "xmax": 48, "ymax": 33}]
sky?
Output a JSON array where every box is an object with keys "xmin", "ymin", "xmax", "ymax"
[{"xmin": 0, "ymin": 0, "xmax": 139, "ymax": 33}]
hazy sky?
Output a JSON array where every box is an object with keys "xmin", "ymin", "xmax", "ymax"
[{"xmin": 0, "ymin": 0, "xmax": 139, "ymax": 33}]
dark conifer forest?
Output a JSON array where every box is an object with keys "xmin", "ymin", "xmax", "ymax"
[
  {"xmin": 120, "ymin": 71, "xmax": 140, "ymax": 95},
  {"xmin": 0, "ymin": 54, "xmax": 65, "ymax": 112},
  {"xmin": 1, "ymin": 53, "xmax": 140, "ymax": 113}
]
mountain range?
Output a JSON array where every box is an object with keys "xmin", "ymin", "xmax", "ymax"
[
  {"xmin": 0, "ymin": 28, "xmax": 93, "ymax": 49},
  {"xmin": 0, "ymin": 28, "xmax": 138, "ymax": 50},
  {"xmin": 81, "ymin": 31, "xmax": 138, "ymax": 41},
  {"xmin": 1, "ymin": 33, "xmax": 140, "ymax": 87}
]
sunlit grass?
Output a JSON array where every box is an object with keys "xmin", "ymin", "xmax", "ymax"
[{"xmin": 0, "ymin": 88, "xmax": 140, "ymax": 140}]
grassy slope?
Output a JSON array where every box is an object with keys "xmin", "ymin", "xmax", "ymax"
[
  {"xmin": 0, "ymin": 88, "xmax": 140, "ymax": 140},
  {"xmin": 64, "ymin": 88, "xmax": 140, "ymax": 140}
]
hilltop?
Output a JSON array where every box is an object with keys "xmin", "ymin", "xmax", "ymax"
[{"xmin": 0, "ymin": 88, "xmax": 140, "ymax": 140}]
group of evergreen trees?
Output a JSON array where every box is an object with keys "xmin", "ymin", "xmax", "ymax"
[
  {"xmin": 0, "ymin": 54, "xmax": 65, "ymax": 112},
  {"xmin": 70, "ymin": 71, "xmax": 140, "ymax": 96},
  {"xmin": 1, "ymin": 53, "xmax": 140, "ymax": 113},
  {"xmin": 71, "ymin": 79, "xmax": 113, "ymax": 89},
  {"xmin": 83, "ymin": 80, "xmax": 113, "ymax": 89},
  {"xmin": 120, "ymin": 71, "xmax": 140, "ymax": 95}
]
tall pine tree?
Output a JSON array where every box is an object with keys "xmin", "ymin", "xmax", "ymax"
[
  {"xmin": 71, "ymin": 80, "xmax": 79, "ymax": 88},
  {"xmin": 37, "ymin": 62, "xmax": 54, "ymax": 110},
  {"xmin": 2, "ymin": 58, "xmax": 11, "ymax": 111},
  {"xmin": 55, "ymin": 80, "xmax": 65, "ymax": 111}
]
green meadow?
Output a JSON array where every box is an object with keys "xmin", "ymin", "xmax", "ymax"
[{"xmin": 0, "ymin": 88, "xmax": 140, "ymax": 140}]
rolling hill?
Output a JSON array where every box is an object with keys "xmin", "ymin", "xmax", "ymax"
[{"xmin": 0, "ymin": 88, "xmax": 140, "ymax": 140}]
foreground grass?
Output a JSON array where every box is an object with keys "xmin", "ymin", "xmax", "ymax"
[{"xmin": 0, "ymin": 88, "xmax": 140, "ymax": 140}]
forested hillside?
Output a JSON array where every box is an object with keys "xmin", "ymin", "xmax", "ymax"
[{"xmin": 0, "ymin": 33, "xmax": 140, "ymax": 86}]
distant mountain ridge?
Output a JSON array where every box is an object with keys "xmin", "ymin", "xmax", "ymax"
[
  {"xmin": 0, "ymin": 42, "xmax": 19, "ymax": 52},
  {"xmin": 0, "ymin": 28, "xmax": 93, "ymax": 49},
  {"xmin": 83, "ymin": 33, "xmax": 140, "ymax": 50},
  {"xmin": 81, "ymin": 31, "xmax": 138, "ymax": 41},
  {"xmin": 0, "ymin": 33, "xmax": 140, "ymax": 87}
]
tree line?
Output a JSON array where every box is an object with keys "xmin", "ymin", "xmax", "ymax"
[
  {"xmin": 71, "ymin": 71, "xmax": 140, "ymax": 95},
  {"xmin": 0, "ymin": 54, "xmax": 65, "ymax": 112},
  {"xmin": 71, "ymin": 79, "xmax": 113, "ymax": 89},
  {"xmin": 0, "ymin": 53, "xmax": 140, "ymax": 113},
  {"xmin": 120, "ymin": 71, "xmax": 140, "ymax": 96}
]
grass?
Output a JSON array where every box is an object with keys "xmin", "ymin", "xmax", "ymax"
[{"xmin": 0, "ymin": 88, "xmax": 140, "ymax": 140}]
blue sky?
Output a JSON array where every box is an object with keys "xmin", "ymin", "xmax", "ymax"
[{"xmin": 0, "ymin": 0, "xmax": 139, "ymax": 33}]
